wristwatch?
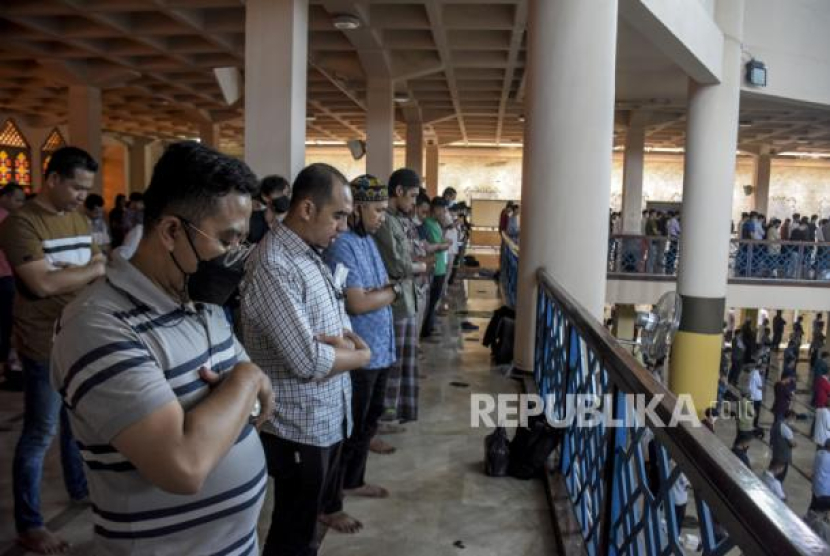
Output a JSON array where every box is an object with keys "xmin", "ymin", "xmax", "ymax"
[{"xmin": 391, "ymin": 282, "xmax": 403, "ymax": 299}]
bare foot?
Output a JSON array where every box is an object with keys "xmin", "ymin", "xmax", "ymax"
[
  {"xmin": 17, "ymin": 528, "xmax": 71, "ymax": 554},
  {"xmin": 319, "ymin": 511, "xmax": 363, "ymax": 534},
  {"xmin": 369, "ymin": 437, "xmax": 396, "ymax": 455},
  {"xmin": 345, "ymin": 484, "xmax": 389, "ymax": 498}
]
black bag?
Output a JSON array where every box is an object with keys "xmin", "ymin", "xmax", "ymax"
[
  {"xmin": 484, "ymin": 427, "xmax": 511, "ymax": 477},
  {"xmin": 493, "ymin": 316, "xmax": 515, "ymax": 364},
  {"xmin": 508, "ymin": 415, "xmax": 561, "ymax": 480}
]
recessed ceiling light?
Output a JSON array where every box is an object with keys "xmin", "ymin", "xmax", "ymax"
[
  {"xmin": 739, "ymin": 120, "xmax": 752, "ymax": 127},
  {"xmin": 518, "ymin": 114, "xmax": 525, "ymax": 122},
  {"xmin": 393, "ymin": 93, "xmax": 411, "ymax": 103},
  {"xmin": 333, "ymin": 14, "xmax": 361, "ymax": 30},
  {"xmin": 306, "ymin": 115, "xmax": 317, "ymax": 122}
]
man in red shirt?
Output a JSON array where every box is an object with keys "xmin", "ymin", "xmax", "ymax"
[{"xmin": 815, "ymin": 369, "xmax": 830, "ymax": 410}]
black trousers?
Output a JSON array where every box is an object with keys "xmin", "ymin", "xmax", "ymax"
[
  {"xmin": 261, "ymin": 434, "xmax": 344, "ymax": 556},
  {"xmin": 342, "ymin": 366, "xmax": 391, "ymax": 489},
  {"xmin": 753, "ymin": 400, "xmax": 762, "ymax": 429},
  {"xmin": 0, "ymin": 276, "xmax": 14, "ymax": 363},
  {"xmin": 421, "ymin": 274, "xmax": 445, "ymax": 338}
]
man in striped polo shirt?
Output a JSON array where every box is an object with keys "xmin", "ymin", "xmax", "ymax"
[
  {"xmin": 51, "ymin": 141, "xmax": 274, "ymax": 555},
  {"xmin": 0, "ymin": 146, "xmax": 104, "ymax": 554}
]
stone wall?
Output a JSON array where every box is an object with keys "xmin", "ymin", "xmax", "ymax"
[{"xmin": 305, "ymin": 146, "xmax": 830, "ymax": 222}]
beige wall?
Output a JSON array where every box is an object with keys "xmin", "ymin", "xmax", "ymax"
[
  {"xmin": 742, "ymin": 0, "xmax": 830, "ymax": 106},
  {"xmin": 305, "ymin": 146, "xmax": 830, "ymax": 222}
]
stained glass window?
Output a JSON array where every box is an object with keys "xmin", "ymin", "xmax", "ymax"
[
  {"xmin": 41, "ymin": 128, "xmax": 66, "ymax": 177},
  {"xmin": 0, "ymin": 119, "xmax": 31, "ymax": 187}
]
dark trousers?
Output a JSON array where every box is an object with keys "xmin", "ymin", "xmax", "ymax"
[
  {"xmin": 420, "ymin": 274, "xmax": 446, "ymax": 338},
  {"xmin": 13, "ymin": 357, "xmax": 87, "ymax": 533},
  {"xmin": 753, "ymin": 400, "xmax": 762, "ymax": 429},
  {"xmin": 674, "ymin": 503, "xmax": 687, "ymax": 530},
  {"xmin": 0, "ymin": 276, "xmax": 14, "ymax": 363},
  {"xmin": 343, "ymin": 366, "xmax": 391, "ymax": 490},
  {"xmin": 261, "ymin": 434, "xmax": 344, "ymax": 556}
]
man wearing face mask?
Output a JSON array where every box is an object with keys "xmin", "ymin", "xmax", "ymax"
[
  {"xmin": 242, "ymin": 163, "xmax": 372, "ymax": 554},
  {"xmin": 50, "ymin": 141, "xmax": 275, "ymax": 556},
  {"xmin": 324, "ymin": 175, "xmax": 399, "ymax": 503},
  {"xmin": 248, "ymin": 174, "xmax": 290, "ymax": 244}
]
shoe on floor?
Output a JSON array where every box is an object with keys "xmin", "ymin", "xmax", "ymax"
[{"xmin": 460, "ymin": 321, "xmax": 479, "ymax": 331}]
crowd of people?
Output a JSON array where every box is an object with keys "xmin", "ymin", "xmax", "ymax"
[
  {"xmin": 607, "ymin": 208, "xmax": 830, "ymax": 279},
  {"xmin": 0, "ymin": 142, "xmax": 471, "ymax": 555},
  {"xmin": 713, "ymin": 309, "xmax": 830, "ymax": 533}
]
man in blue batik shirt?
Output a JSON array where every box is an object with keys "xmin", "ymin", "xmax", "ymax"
[{"xmin": 324, "ymin": 174, "xmax": 399, "ymax": 503}]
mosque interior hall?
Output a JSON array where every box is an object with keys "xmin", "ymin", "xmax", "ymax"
[{"xmin": 2, "ymin": 0, "xmax": 830, "ymax": 555}]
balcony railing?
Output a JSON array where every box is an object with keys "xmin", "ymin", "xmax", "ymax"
[
  {"xmin": 608, "ymin": 235, "xmax": 830, "ymax": 283},
  {"xmin": 498, "ymin": 235, "xmax": 829, "ymax": 555},
  {"xmin": 500, "ymin": 232, "xmax": 519, "ymax": 308},
  {"xmin": 534, "ymin": 268, "xmax": 828, "ymax": 555}
]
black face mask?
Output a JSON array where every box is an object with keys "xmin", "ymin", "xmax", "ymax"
[
  {"xmin": 272, "ymin": 195, "xmax": 290, "ymax": 214},
  {"xmin": 171, "ymin": 221, "xmax": 249, "ymax": 306}
]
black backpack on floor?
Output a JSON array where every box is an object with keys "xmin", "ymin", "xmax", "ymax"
[{"xmin": 507, "ymin": 414, "xmax": 562, "ymax": 480}]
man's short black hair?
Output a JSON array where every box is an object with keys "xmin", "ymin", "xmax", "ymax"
[
  {"xmin": 416, "ymin": 192, "xmax": 431, "ymax": 207},
  {"xmin": 84, "ymin": 193, "xmax": 104, "ymax": 210},
  {"xmin": 129, "ymin": 191, "xmax": 144, "ymax": 203},
  {"xmin": 431, "ymin": 196, "xmax": 449, "ymax": 209},
  {"xmin": 388, "ymin": 168, "xmax": 421, "ymax": 197},
  {"xmin": 45, "ymin": 146, "xmax": 98, "ymax": 180},
  {"xmin": 0, "ymin": 182, "xmax": 23, "ymax": 197},
  {"xmin": 260, "ymin": 175, "xmax": 290, "ymax": 197},
  {"xmin": 290, "ymin": 163, "xmax": 347, "ymax": 209},
  {"xmin": 144, "ymin": 141, "xmax": 259, "ymax": 229},
  {"xmin": 442, "ymin": 187, "xmax": 457, "ymax": 198}
]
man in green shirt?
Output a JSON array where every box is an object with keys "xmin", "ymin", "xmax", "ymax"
[
  {"xmin": 420, "ymin": 197, "xmax": 451, "ymax": 339},
  {"xmin": 373, "ymin": 168, "xmax": 426, "ymax": 423}
]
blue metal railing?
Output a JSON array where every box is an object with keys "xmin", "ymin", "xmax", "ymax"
[
  {"xmin": 533, "ymin": 268, "xmax": 829, "ymax": 556},
  {"xmin": 500, "ymin": 232, "xmax": 519, "ymax": 308},
  {"xmin": 608, "ymin": 235, "xmax": 830, "ymax": 283}
]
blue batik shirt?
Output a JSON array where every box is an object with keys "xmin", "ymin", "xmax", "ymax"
[{"xmin": 324, "ymin": 230, "xmax": 396, "ymax": 369}]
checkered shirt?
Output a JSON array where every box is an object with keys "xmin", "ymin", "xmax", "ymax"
[{"xmin": 241, "ymin": 223, "xmax": 352, "ymax": 447}]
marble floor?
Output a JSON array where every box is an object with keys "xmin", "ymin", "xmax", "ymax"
[{"xmin": 0, "ymin": 279, "xmax": 557, "ymax": 556}]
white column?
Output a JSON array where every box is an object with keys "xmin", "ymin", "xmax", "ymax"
[
  {"xmin": 68, "ymin": 85, "xmax": 103, "ymax": 192},
  {"xmin": 425, "ymin": 143, "xmax": 439, "ymax": 198},
  {"xmin": 405, "ymin": 121, "xmax": 424, "ymax": 178},
  {"xmin": 621, "ymin": 111, "xmax": 648, "ymax": 233},
  {"xmin": 669, "ymin": 0, "xmax": 744, "ymax": 408},
  {"xmin": 513, "ymin": 0, "xmax": 619, "ymax": 371},
  {"xmin": 753, "ymin": 146, "xmax": 772, "ymax": 215},
  {"xmin": 199, "ymin": 122, "xmax": 220, "ymax": 149},
  {"xmin": 366, "ymin": 77, "xmax": 394, "ymax": 180},
  {"xmin": 245, "ymin": 0, "xmax": 307, "ymax": 180}
]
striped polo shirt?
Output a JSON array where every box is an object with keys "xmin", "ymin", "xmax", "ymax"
[
  {"xmin": 50, "ymin": 253, "xmax": 266, "ymax": 556},
  {"xmin": 0, "ymin": 200, "xmax": 99, "ymax": 362}
]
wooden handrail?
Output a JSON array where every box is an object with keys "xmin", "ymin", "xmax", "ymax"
[{"xmin": 536, "ymin": 267, "xmax": 830, "ymax": 556}]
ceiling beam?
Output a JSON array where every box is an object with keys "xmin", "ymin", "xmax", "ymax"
[
  {"xmin": 495, "ymin": 0, "xmax": 526, "ymax": 145},
  {"xmin": 309, "ymin": 99, "xmax": 365, "ymax": 138},
  {"xmin": 424, "ymin": 0, "xmax": 467, "ymax": 144}
]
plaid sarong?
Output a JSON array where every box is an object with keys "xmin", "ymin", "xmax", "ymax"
[{"xmin": 384, "ymin": 316, "xmax": 419, "ymax": 422}]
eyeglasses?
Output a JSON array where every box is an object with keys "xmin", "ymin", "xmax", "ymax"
[{"xmin": 177, "ymin": 216, "xmax": 253, "ymax": 267}]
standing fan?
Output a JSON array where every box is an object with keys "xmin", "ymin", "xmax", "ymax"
[{"xmin": 636, "ymin": 291, "xmax": 683, "ymax": 381}]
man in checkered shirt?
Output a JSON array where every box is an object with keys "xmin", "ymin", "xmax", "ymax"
[{"xmin": 241, "ymin": 163, "xmax": 372, "ymax": 555}]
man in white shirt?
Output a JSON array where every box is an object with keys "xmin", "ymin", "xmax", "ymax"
[
  {"xmin": 815, "ymin": 401, "xmax": 830, "ymax": 448},
  {"xmin": 811, "ymin": 440, "xmax": 830, "ymax": 512},
  {"xmin": 748, "ymin": 366, "xmax": 764, "ymax": 430},
  {"xmin": 761, "ymin": 462, "xmax": 787, "ymax": 501}
]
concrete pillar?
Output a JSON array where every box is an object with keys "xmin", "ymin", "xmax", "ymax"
[
  {"xmin": 614, "ymin": 304, "xmax": 637, "ymax": 341},
  {"xmin": 199, "ymin": 122, "xmax": 220, "ymax": 149},
  {"xmin": 621, "ymin": 111, "xmax": 649, "ymax": 234},
  {"xmin": 67, "ymin": 85, "xmax": 103, "ymax": 192},
  {"xmin": 513, "ymin": 0, "xmax": 619, "ymax": 371},
  {"xmin": 128, "ymin": 138, "xmax": 150, "ymax": 193},
  {"xmin": 245, "ymin": 0, "xmax": 307, "ymax": 180},
  {"xmin": 405, "ymin": 121, "xmax": 424, "ymax": 178},
  {"xmin": 425, "ymin": 144, "xmax": 439, "ymax": 197},
  {"xmin": 669, "ymin": 0, "xmax": 745, "ymax": 414},
  {"xmin": 753, "ymin": 146, "xmax": 772, "ymax": 215},
  {"xmin": 366, "ymin": 77, "xmax": 394, "ymax": 180}
]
